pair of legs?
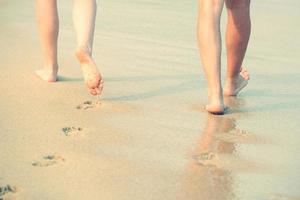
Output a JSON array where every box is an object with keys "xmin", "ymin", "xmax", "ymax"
[
  {"xmin": 35, "ymin": 0, "xmax": 103, "ymax": 95},
  {"xmin": 198, "ymin": 0, "xmax": 251, "ymax": 114}
]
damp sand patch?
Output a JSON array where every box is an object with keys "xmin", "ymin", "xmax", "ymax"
[
  {"xmin": 192, "ymin": 151, "xmax": 263, "ymax": 172},
  {"xmin": 215, "ymin": 129, "xmax": 267, "ymax": 144}
]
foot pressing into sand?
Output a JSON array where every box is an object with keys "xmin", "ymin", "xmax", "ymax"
[
  {"xmin": 206, "ymin": 90, "xmax": 225, "ymax": 115},
  {"xmin": 224, "ymin": 68, "xmax": 249, "ymax": 96},
  {"xmin": 35, "ymin": 67, "xmax": 58, "ymax": 82},
  {"xmin": 76, "ymin": 47, "xmax": 103, "ymax": 96}
]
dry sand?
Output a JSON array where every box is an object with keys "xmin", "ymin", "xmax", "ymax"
[{"xmin": 1, "ymin": 0, "xmax": 300, "ymax": 199}]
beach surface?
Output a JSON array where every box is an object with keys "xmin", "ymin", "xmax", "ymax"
[{"xmin": 1, "ymin": 0, "xmax": 300, "ymax": 199}]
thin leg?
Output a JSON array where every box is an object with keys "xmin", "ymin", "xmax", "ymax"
[
  {"xmin": 35, "ymin": 0, "xmax": 59, "ymax": 82},
  {"xmin": 224, "ymin": 0, "xmax": 251, "ymax": 96},
  {"xmin": 197, "ymin": 0, "xmax": 225, "ymax": 114},
  {"xmin": 73, "ymin": 0, "xmax": 103, "ymax": 96}
]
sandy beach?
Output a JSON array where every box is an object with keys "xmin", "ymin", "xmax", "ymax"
[{"xmin": 1, "ymin": 0, "xmax": 300, "ymax": 199}]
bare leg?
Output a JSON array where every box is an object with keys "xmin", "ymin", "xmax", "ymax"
[
  {"xmin": 73, "ymin": 0, "xmax": 103, "ymax": 96},
  {"xmin": 198, "ymin": 0, "xmax": 225, "ymax": 114},
  {"xmin": 224, "ymin": 0, "xmax": 251, "ymax": 96},
  {"xmin": 35, "ymin": 0, "xmax": 59, "ymax": 82}
]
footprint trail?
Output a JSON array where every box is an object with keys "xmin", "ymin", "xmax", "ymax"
[{"xmin": 0, "ymin": 185, "xmax": 18, "ymax": 200}]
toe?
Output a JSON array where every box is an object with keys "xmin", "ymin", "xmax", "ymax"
[
  {"xmin": 99, "ymin": 80, "xmax": 104, "ymax": 89},
  {"xmin": 244, "ymin": 73, "xmax": 250, "ymax": 80},
  {"xmin": 240, "ymin": 69, "xmax": 250, "ymax": 81},
  {"xmin": 95, "ymin": 78, "xmax": 104, "ymax": 95},
  {"xmin": 89, "ymin": 88, "xmax": 98, "ymax": 96},
  {"xmin": 241, "ymin": 73, "xmax": 249, "ymax": 80},
  {"xmin": 95, "ymin": 87, "xmax": 102, "ymax": 95}
]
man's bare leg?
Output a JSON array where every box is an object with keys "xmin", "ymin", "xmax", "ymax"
[
  {"xmin": 35, "ymin": 0, "xmax": 59, "ymax": 82},
  {"xmin": 73, "ymin": 0, "xmax": 103, "ymax": 96},
  {"xmin": 198, "ymin": 0, "xmax": 225, "ymax": 114},
  {"xmin": 224, "ymin": 0, "xmax": 251, "ymax": 96}
]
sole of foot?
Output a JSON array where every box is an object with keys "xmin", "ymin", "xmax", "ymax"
[
  {"xmin": 76, "ymin": 47, "xmax": 103, "ymax": 96},
  {"xmin": 35, "ymin": 69, "xmax": 58, "ymax": 82},
  {"xmin": 224, "ymin": 68, "xmax": 250, "ymax": 96}
]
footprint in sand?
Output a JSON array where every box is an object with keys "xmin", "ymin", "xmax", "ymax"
[
  {"xmin": 76, "ymin": 100, "xmax": 101, "ymax": 110},
  {"xmin": 62, "ymin": 127, "xmax": 83, "ymax": 136},
  {"xmin": 32, "ymin": 155, "xmax": 65, "ymax": 167},
  {"xmin": 77, "ymin": 100, "xmax": 137, "ymax": 114},
  {"xmin": 0, "ymin": 184, "xmax": 18, "ymax": 199},
  {"xmin": 192, "ymin": 152, "xmax": 218, "ymax": 167},
  {"xmin": 215, "ymin": 128, "xmax": 263, "ymax": 144}
]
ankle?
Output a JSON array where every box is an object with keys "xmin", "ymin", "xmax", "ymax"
[
  {"xmin": 43, "ymin": 63, "xmax": 58, "ymax": 74},
  {"xmin": 208, "ymin": 86, "xmax": 223, "ymax": 96},
  {"xmin": 208, "ymin": 87, "xmax": 223, "ymax": 102},
  {"xmin": 226, "ymin": 75, "xmax": 240, "ymax": 84},
  {"xmin": 76, "ymin": 46, "xmax": 93, "ymax": 64},
  {"xmin": 76, "ymin": 45, "xmax": 92, "ymax": 56}
]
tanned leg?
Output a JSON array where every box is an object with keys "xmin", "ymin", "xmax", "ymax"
[
  {"xmin": 73, "ymin": 0, "xmax": 103, "ymax": 95},
  {"xmin": 35, "ymin": 0, "xmax": 59, "ymax": 82},
  {"xmin": 224, "ymin": 0, "xmax": 251, "ymax": 96},
  {"xmin": 198, "ymin": 0, "xmax": 225, "ymax": 114}
]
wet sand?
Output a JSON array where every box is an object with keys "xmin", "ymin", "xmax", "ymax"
[{"xmin": 1, "ymin": 0, "xmax": 300, "ymax": 199}]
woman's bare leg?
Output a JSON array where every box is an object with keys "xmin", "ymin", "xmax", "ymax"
[
  {"xmin": 73, "ymin": 0, "xmax": 103, "ymax": 96},
  {"xmin": 224, "ymin": 0, "xmax": 251, "ymax": 96},
  {"xmin": 35, "ymin": 0, "xmax": 59, "ymax": 82},
  {"xmin": 198, "ymin": 0, "xmax": 225, "ymax": 114}
]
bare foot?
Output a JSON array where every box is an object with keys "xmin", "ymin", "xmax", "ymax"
[
  {"xmin": 224, "ymin": 68, "xmax": 250, "ymax": 96},
  {"xmin": 205, "ymin": 104, "xmax": 225, "ymax": 115},
  {"xmin": 76, "ymin": 47, "xmax": 103, "ymax": 96},
  {"xmin": 206, "ymin": 90, "xmax": 225, "ymax": 115},
  {"xmin": 35, "ymin": 69, "xmax": 57, "ymax": 82}
]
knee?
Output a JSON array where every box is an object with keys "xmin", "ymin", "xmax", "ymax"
[{"xmin": 225, "ymin": 0, "xmax": 250, "ymax": 10}]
